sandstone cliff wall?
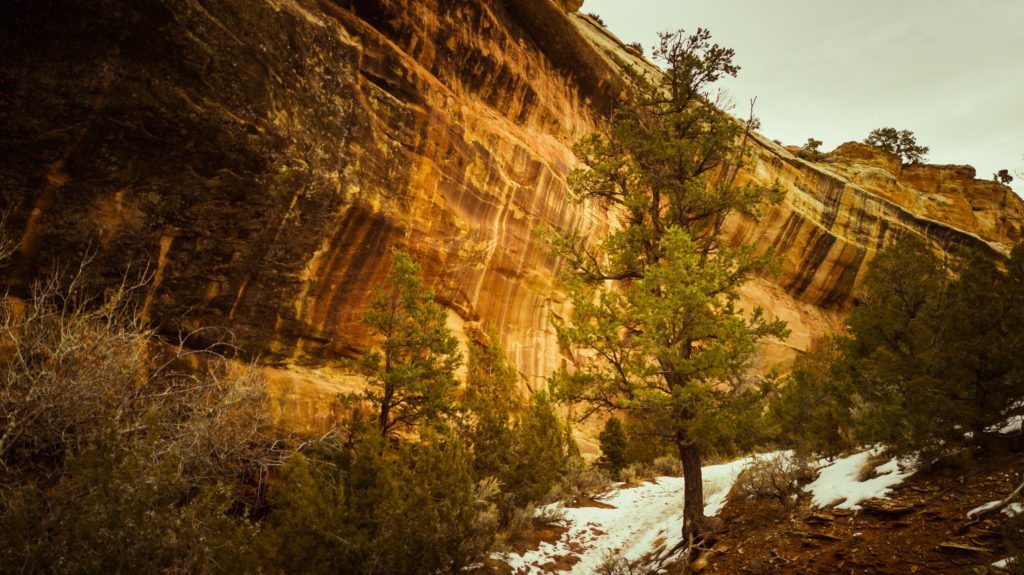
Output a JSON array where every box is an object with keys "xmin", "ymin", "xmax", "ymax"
[{"xmin": 2, "ymin": 0, "xmax": 1021, "ymax": 431}]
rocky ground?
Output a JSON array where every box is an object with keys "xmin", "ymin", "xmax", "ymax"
[
  {"xmin": 495, "ymin": 439, "xmax": 1023, "ymax": 574},
  {"xmin": 704, "ymin": 447, "xmax": 1023, "ymax": 574}
]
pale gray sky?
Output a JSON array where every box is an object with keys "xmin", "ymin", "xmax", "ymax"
[{"xmin": 582, "ymin": 0, "xmax": 1024, "ymax": 195}]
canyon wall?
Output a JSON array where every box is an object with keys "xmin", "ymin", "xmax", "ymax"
[{"xmin": 2, "ymin": 0, "xmax": 1021, "ymax": 432}]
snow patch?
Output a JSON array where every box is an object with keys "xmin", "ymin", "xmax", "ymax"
[
  {"xmin": 496, "ymin": 453, "xmax": 779, "ymax": 574},
  {"xmin": 998, "ymin": 415, "xmax": 1023, "ymax": 435},
  {"xmin": 804, "ymin": 448, "xmax": 914, "ymax": 510},
  {"xmin": 968, "ymin": 499, "xmax": 1004, "ymax": 519},
  {"xmin": 993, "ymin": 557, "xmax": 1011, "ymax": 570}
]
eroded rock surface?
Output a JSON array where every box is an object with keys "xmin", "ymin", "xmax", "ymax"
[{"xmin": 3, "ymin": 0, "xmax": 1021, "ymax": 432}]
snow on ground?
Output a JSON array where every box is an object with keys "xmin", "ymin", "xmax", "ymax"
[
  {"xmin": 993, "ymin": 557, "xmax": 1016, "ymax": 570},
  {"xmin": 969, "ymin": 499, "xmax": 1006, "ymax": 519},
  {"xmin": 499, "ymin": 448, "xmax": 916, "ymax": 573},
  {"xmin": 997, "ymin": 414, "xmax": 1023, "ymax": 435},
  {"xmin": 987, "ymin": 401, "xmax": 1024, "ymax": 434},
  {"xmin": 496, "ymin": 454, "xmax": 778, "ymax": 575},
  {"xmin": 805, "ymin": 448, "xmax": 914, "ymax": 510}
]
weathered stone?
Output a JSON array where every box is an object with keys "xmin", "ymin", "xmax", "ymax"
[{"xmin": 2, "ymin": 0, "xmax": 1021, "ymax": 434}]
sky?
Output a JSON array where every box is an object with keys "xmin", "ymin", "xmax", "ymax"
[{"xmin": 582, "ymin": 0, "xmax": 1024, "ymax": 195}]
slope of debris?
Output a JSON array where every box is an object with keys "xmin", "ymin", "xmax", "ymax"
[{"xmin": 705, "ymin": 447, "xmax": 1023, "ymax": 574}]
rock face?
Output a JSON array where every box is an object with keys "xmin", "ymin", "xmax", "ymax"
[{"xmin": 2, "ymin": 0, "xmax": 1021, "ymax": 431}]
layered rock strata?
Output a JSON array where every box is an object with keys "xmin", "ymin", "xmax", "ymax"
[{"xmin": 2, "ymin": 0, "xmax": 1021, "ymax": 431}]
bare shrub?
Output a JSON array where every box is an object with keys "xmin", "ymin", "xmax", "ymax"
[
  {"xmin": 0, "ymin": 256, "xmax": 277, "ymax": 572},
  {"xmin": 1, "ymin": 269, "xmax": 152, "ymax": 467},
  {"xmin": 502, "ymin": 501, "xmax": 565, "ymax": 550},
  {"xmin": 856, "ymin": 453, "xmax": 892, "ymax": 482},
  {"xmin": 651, "ymin": 454, "xmax": 682, "ymax": 477},
  {"xmin": 0, "ymin": 263, "xmax": 275, "ymax": 487},
  {"xmin": 1002, "ymin": 509, "xmax": 1024, "ymax": 574},
  {"xmin": 620, "ymin": 462, "xmax": 656, "ymax": 485},
  {"xmin": 732, "ymin": 453, "xmax": 813, "ymax": 506},
  {"xmin": 596, "ymin": 553, "xmax": 658, "ymax": 575},
  {"xmin": 535, "ymin": 501, "xmax": 566, "ymax": 525},
  {"xmin": 550, "ymin": 458, "xmax": 613, "ymax": 503},
  {"xmin": 502, "ymin": 502, "xmax": 536, "ymax": 546}
]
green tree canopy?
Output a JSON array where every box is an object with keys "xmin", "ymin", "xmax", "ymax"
[
  {"xmin": 598, "ymin": 416, "xmax": 629, "ymax": 473},
  {"xmin": 552, "ymin": 28, "xmax": 787, "ymax": 543},
  {"xmin": 504, "ymin": 391, "xmax": 567, "ymax": 507},
  {"xmin": 462, "ymin": 328, "xmax": 520, "ymax": 482},
  {"xmin": 864, "ymin": 127, "xmax": 929, "ymax": 164},
  {"xmin": 259, "ymin": 429, "xmax": 495, "ymax": 575},
  {"xmin": 775, "ymin": 236, "xmax": 1024, "ymax": 459},
  {"xmin": 359, "ymin": 252, "xmax": 461, "ymax": 439}
]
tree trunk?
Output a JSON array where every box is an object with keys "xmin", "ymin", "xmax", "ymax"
[
  {"xmin": 678, "ymin": 438, "xmax": 706, "ymax": 542},
  {"xmin": 379, "ymin": 382, "xmax": 394, "ymax": 438}
]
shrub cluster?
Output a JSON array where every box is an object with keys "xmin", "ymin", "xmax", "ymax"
[
  {"xmin": 0, "ymin": 269, "xmax": 271, "ymax": 573},
  {"xmin": 731, "ymin": 453, "xmax": 813, "ymax": 507},
  {"xmin": 596, "ymin": 416, "xmax": 683, "ymax": 480},
  {"xmin": 772, "ymin": 237, "xmax": 1024, "ymax": 460},
  {"xmin": 0, "ymin": 251, "xmax": 582, "ymax": 571}
]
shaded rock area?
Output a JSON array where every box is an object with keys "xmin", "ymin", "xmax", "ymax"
[
  {"xmin": 2, "ymin": 0, "xmax": 607, "ymax": 401},
  {"xmin": 2, "ymin": 0, "xmax": 1022, "ymax": 435}
]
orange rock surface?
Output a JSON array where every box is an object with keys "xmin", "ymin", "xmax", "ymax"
[{"xmin": 2, "ymin": 0, "xmax": 1020, "ymax": 433}]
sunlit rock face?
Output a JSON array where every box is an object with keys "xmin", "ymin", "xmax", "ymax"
[
  {"xmin": 725, "ymin": 136, "xmax": 1022, "ymax": 366},
  {"xmin": 1, "ymin": 0, "xmax": 609, "ymax": 404},
  {"xmin": 2, "ymin": 0, "xmax": 1021, "ymax": 431}
]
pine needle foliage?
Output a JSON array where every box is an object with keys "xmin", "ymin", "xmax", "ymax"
[
  {"xmin": 551, "ymin": 28, "xmax": 788, "ymax": 540},
  {"xmin": 358, "ymin": 252, "xmax": 462, "ymax": 439},
  {"xmin": 773, "ymin": 237, "xmax": 1024, "ymax": 459}
]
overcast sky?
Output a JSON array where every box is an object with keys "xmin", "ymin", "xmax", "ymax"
[{"xmin": 582, "ymin": 0, "xmax": 1024, "ymax": 195}]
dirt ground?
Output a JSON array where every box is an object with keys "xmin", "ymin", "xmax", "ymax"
[{"xmin": 703, "ymin": 448, "xmax": 1023, "ymax": 574}]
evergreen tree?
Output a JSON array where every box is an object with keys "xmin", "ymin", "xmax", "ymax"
[
  {"xmin": 797, "ymin": 137, "xmax": 824, "ymax": 161},
  {"xmin": 808, "ymin": 236, "xmax": 1024, "ymax": 457},
  {"xmin": 260, "ymin": 430, "xmax": 497, "ymax": 575},
  {"xmin": 843, "ymin": 235, "xmax": 947, "ymax": 451},
  {"xmin": 769, "ymin": 338, "xmax": 856, "ymax": 457},
  {"xmin": 552, "ymin": 28, "xmax": 787, "ymax": 542},
  {"xmin": 864, "ymin": 127, "xmax": 929, "ymax": 164},
  {"xmin": 1, "ymin": 438, "xmax": 257, "ymax": 574},
  {"xmin": 359, "ymin": 252, "xmax": 462, "ymax": 439},
  {"xmin": 928, "ymin": 244, "xmax": 1024, "ymax": 443},
  {"xmin": 505, "ymin": 391, "xmax": 567, "ymax": 506},
  {"xmin": 258, "ymin": 449, "xmax": 362, "ymax": 574},
  {"xmin": 598, "ymin": 417, "xmax": 629, "ymax": 473},
  {"xmin": 369, "ymin": 433, "xmax": 495, "ymax": 574},
  {"xmin": 462, "ymin": 329, "xmax": 520, "ymax": 482}
]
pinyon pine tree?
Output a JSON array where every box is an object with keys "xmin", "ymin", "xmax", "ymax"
[
  {"xmin": 552, "ymin": 28, "xmax": 787, "ymax": 544},
  {"xmin": 864, "ymin": 127, "xmax": 929, "ymax": 164},
  {"xmin": 462, "ymin": 329, "xmax": 520, "ymax": 482},
  {"xmin": 358, "ymin": 252, "xmax": 461, "ymax": 439}
]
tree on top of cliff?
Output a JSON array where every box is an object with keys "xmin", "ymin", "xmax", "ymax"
[
  {"xmin": 626, "ymin": 42, "xmax": 645, "ymax": 56},
  {"xmin": 864, "ymin": 127, "xmax": 930, "ymax": 164},
  {"xmin": 551, "ymin": 27, "xmax": 788, "ymax": 548},
  {"xmin": 797, "ymin": 138, "xmax": 824, "ymax": 161},
  {"xmin": 995, "ymin": 169, "xmax": 1014, "ymax": 185},
  {"xmin": 357, "ymin": 252, "xmax": 461, "ymax": 440}
]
